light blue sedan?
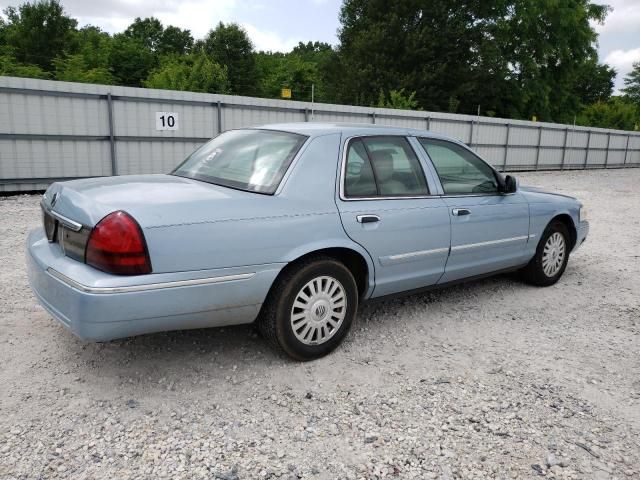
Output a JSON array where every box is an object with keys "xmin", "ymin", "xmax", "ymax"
[{"xmin": 27, "ymin": 123, "xmax": 589, "ymax": 360}]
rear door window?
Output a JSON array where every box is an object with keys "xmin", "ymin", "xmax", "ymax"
[{"xmin": 343, "ymin": 136, "xmax": 429, "ymax": 198}]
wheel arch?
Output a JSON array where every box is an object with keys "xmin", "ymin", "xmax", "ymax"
[
  {"xmin": 549, "ymin": 213, "xmax": 577, "ymax": 250},
  {"xmin": 275, "ymin": 245, "xmax": 374, "ymax": 300}
]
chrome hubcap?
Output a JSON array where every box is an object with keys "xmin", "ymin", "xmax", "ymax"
[
  {"xmin": 290, "ymin": 276, "xmax": 347, "ymax": 345},
  {"xmin": 542, "ymin": 232, "xmax": 566, "ymax": 277}
]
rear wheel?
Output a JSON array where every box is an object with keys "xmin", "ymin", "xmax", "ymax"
[
  {"xmin": 521, "ymin": 221, "xmax": 570, "ymax": 286},
  {"xmin": 258, "ymin": 256, "xmax": 358, "ymax": 361}
]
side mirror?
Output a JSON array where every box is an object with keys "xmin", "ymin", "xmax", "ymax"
[{"xmin": 503, "ymin": 175, "xmax": 518, "ymax": 194}]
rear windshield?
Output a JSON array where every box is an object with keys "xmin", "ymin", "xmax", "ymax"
[{"xmin": 172, "ymin": 129, "xmax": 307, "ymax": 194}]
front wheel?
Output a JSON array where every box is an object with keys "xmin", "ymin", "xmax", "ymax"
[
  {"xmin": 520, "ymin": 221, "xmax": 571, "ymax": 286},
  {"xmin": 258, "ymin": 256, "xmax": 358, "ymax": 361}
]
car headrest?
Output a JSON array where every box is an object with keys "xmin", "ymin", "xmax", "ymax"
[{"xmin": 369, "ymin": 149, "xmax": 394, "ymax": 165}]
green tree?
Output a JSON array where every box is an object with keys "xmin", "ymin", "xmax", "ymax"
[
  {"xmin": 256, "ymin": 48, "xmax": 330, "ymax": 101},
  {"xmin": 290, "ymin": 41, "xmax": 337, "ymax": 102},
  {"xmin": 377, "ymin": 88, "xmax": 419, "ymax": 110},
  {"xmin": 577, "ymin": 97, "xmax": 639, "ymax": 131},
  {"xmin": 53, "ymin": 54, "xmax": 114, "ymax": 84},
  {"xmin": 144, "ymin": 53, "xmax": 229, "ymax": 93},
  {"xmin": 335, "ymin": 0, "xmax": 611, "ymax": 121},
  {"xmin": 2, "ymin": 0, "xmax": 77, "ymax": 70},
  {"xmin": 122, "ymin": 17, "xmax": 193, "ymax": 56},
  {"xmin": 203, "ymin": 22, "xmax": 259, "ymax": 96},
  {"xmin": 0, "ymin": 54, "xmax": 49, "ymax": 78},
  {"xmin": 622, "ymin": 61, "xmax": 640, "ymax": 105},
  {"xmin": 574, "ymin": 59, "xmax": 615, "ymax": 105},
  {"xmin": 74, "ymin": 26, "xmax": 112, "ymax": 69},
  {"xmin": 0, "ymin": 16, "xmax": 7, "ymax": 46},
  {"xmin": 123, "ymin": 17, "xmax": 164, "ymax": 51},
  {"xmin": 50, "ymin": 25, "xmax": 115, "ymax": 84},
  {"xmin": 497, "ymin": 0, "xmax": 610, "ymax": 122},
  {"xmin": 159, "ymin": 26, "xmax": 193, "ymax": 56},
  {"xmin": 335, "ymin": 1, "xmax": 500, "ymax": 111},
  {"xmin": 109, "ymin": 34, "xmax": 156, "ymax": 87}
]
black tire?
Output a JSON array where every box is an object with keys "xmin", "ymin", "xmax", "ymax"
[
  {"xmin": 520, "ymin": 220, "xmax": 571, "ymax": 286},
  {"xmin": 258, "ymin": 256, "xmax": 358, "ymax": 361}
]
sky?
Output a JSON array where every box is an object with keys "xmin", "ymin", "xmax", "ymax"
[{"xmin": 1, "ymin": 0, "xmax": 639, "ymax": 93}]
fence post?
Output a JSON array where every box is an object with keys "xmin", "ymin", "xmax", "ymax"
[
  {"xmin": 426, "ymin": 116, "xmax": 431, "ymax": 131},
  {"xmin": 216, "ymin": 101, "xmax": 222, "ymax": 134},
  {"xmin": 561, "ymin": 127, "xmax": 569, "ymax": 170},
  {"xmin": 534, "ymin": 126, "xmax": 542, "ymax": 170},
  {"xmin": 502, "ymin": 123, "xmax": 510, "ymax": 171},
  {"xmin": 371, "ymin": 112, "xmax": 376, "ymax": 124},
  {"xmin": 623, "ymin": 134, "xmax": 630, "ymax": 165},
  {"xmin": 304, "ymin": 109, "xmax": 309, "ymax": 122},
  {"xmin": 106, "ymin": 93, "xmax": 117, "ymax": 176},
  {"xmin": 469, "ymin": 119, "xmax": 474, "ymax": 147},
  {"xmin": 584, "ymin": 130, "xmax": 591, "ymax": 168},
  {"xmin": 604, "ymin": 132, "xmax": 611, "ymax": 168}
]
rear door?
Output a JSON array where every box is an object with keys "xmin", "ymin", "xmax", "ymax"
[
  {"xmin": 417, "ymin": 138, "xmax": 530, "ymax": 283},
  {"xmin": 336, "ymin": 135, "xmax": 451, "ymax": 297}
]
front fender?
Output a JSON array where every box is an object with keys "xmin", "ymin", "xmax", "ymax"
[{"xmin": 525, "ymin": 195, "xmax": 580, "ymax": 254}]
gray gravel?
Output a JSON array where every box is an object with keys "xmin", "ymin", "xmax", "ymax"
[{"xmin": 1, "ymin": 169, "xmax": 639, "ymax": 479}]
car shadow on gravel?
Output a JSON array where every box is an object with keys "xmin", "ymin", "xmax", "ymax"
[{"xmin": 54, "ymin": 272, "xmax": 523, "ymax": 381}]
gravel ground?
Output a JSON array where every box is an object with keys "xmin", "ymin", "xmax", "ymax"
[{"xmin": 1, "ymin": 169, "xmax": 639, "ymax": 480}]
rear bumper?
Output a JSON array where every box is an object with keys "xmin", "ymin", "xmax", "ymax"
[
  {"xmin": 26, "ymin": 229, "xmax": 283, "ymax": 342},
  {"xmin": 573, "ymin": 220, "xmax": 589, "ymax": 252}
]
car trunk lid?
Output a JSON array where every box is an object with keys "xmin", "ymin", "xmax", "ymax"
[
  {"xmin": 43, "ymin": 174, "xmax": 264, "ymax": 229},
  {"xmin": 41, "ymin": 174, "xmax": 277, "ymax": 273}
]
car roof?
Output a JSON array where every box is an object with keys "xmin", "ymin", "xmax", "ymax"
[{"xmin": 257, "ymin": 122, "xmax": 464, "ymax": 144}]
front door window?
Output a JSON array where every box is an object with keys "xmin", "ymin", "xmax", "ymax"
[{"xmin": 417, "ymin": 138, "xmax": 498, "ymax": 195}]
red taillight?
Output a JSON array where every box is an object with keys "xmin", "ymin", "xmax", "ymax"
[{"xmin": 85, "ymin": 211, "xmax": 152, "ymax": 275}]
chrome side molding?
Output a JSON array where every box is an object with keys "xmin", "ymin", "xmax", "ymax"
[
  {"xmin": 451, "ymin": 235, "xmax": 529, "ymax": 252},
  {"xmin": 387, "ymin": 247, "xmax": 450, "ymax": 261}
]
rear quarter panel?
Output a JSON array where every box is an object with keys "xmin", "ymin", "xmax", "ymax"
[{"xmin": 146, "ymin": 133, "xmax": 375, "ymax": 285}]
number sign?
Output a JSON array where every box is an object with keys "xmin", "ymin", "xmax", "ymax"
[{"xmin": 155, "ymin": 112, "xmax": 179, "ymax": 130}]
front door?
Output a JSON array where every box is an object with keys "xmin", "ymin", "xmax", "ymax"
[
  {"xmin": 416, "ymin": 138, "xmax": 530, "ymax": 283},
  {"xmin": 336, "ymin": 135, "xmax": 451, "ymax": 297}
]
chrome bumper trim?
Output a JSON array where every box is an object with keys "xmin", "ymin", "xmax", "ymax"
[{"xmin": 46, "ymin": 268, "xmax": 255, "ymax": 294}]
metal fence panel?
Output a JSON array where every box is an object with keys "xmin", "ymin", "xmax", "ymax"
[
  {"xmin": 225, "ymin": 106, "xmax": 305, "ymax": 129},
  {"xmin": 475, "ymin": 145, "xmax": 503, "ymax": 166},
  {"xmin": 429, "ymin": 119, "xmax": 472, "ymax": 143},
  {"xmin": 0, "ymin": 139, "xmax": 111, "ymax": 177},
  {"xmin": 475, "ymin": 123, "xmax": 508, "ymax": 145},
  {"xmin": 541, "ymin": 128, "xmax": 566, "ymax": 147},
  {"xmin": 1, "ymin": 75, "xmax": 639, "ymax": 192},
  {"xmin": 1, "ymin": 91, "xmax": 108, "ymax": 136},
  {"xmin": 507, "ymin": 147, "xmax": 537, "ymax": 168},
  {"xmin": 509, "ymin": 126, "xmax": 538, "ymax": 146},
  {"xmin": 116, "ymin": 141, "xmax": 202, "ymax": 175},
  {"xmin": 537, "ymin": 148, "xmax": 564, "ymax": 168}
]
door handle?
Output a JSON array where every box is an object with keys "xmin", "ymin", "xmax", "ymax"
[
  {"xmin": 452, "ymin": 208, "xmax": 471, "ymax": 216},
  {"xmin": 356, "ymin": 214, "xmax": 380, "ymax": 224}
]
